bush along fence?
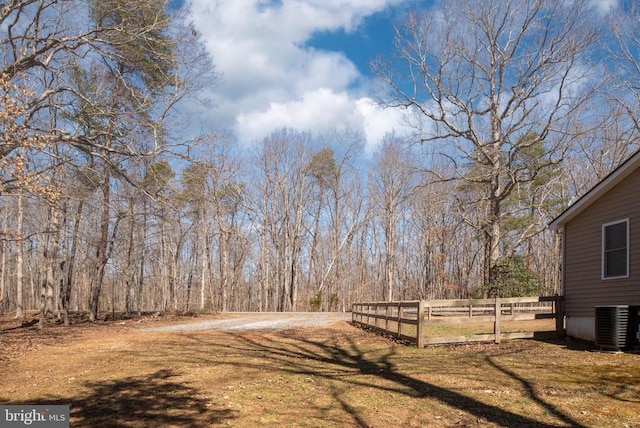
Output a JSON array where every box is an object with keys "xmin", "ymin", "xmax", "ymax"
[{"xmin": 351, "ymin": 296, "xmax": 564, "ymax": 348}]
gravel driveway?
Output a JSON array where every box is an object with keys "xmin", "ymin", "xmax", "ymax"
[{"xmin": 140, "ymin": 312, "xmax": 352, "ymax": 332}]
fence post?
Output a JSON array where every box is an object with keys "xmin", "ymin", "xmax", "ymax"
[
  {"xmin": 385, "ymin": 303, "xmax": 390, "ymax": 332},
  {"xmin": 494, "ymin": 297, "xmax": 501, "ymax": 344},
  {"xmin": 417, "ymin": 300, "xmax": 425, "ymax": 348},
  {"xmin": 397, "ymin": 303, "xmax": 402, "ymax": 338}
]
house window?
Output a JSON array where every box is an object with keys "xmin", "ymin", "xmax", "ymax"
[{"xmin": 602, "ymin": 219, "xmax": 629, "ymax": 279}]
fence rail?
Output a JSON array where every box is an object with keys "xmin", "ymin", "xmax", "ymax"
[{"xmin": 351, "ymin": 296, "xmax": 564, "ymax": 348}]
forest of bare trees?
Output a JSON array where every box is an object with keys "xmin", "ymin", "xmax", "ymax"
[{"xmin": 2, "ymin": 0, "xmax": 640, "ymax": 324}]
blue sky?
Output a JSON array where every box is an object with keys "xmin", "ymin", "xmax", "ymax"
[
  {"xmin": 182, "ymin": 0, "xmax": 618, "ymax": 151},
  {"xmin": 183, "ymin": 0, "xmax": 425, "ymax": 151},
  {"xmin": 307, "ymin": 8, "xmax": 400, "ymax": 82}
]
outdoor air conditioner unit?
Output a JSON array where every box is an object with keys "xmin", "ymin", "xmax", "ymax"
[
  {"xmin": 629, "ymin": 306, "xmax": 640, "ymax": 350},
  {"xmin": 595, "ymin": 305, "xmax": 629, "ymax": 351}
]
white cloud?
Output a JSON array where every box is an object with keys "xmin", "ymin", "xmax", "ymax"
[
  {"xmin": 235, "ymin": 90, "xmax": 409, "ymax": 152},
  {"xmin": 236, "ymin": 88, "xmax": 357, "ymax": 141},
  {"xmin": 589, "ymin": 0, "xmax": 618, "ymax": 14},
  {"xmin": 355, "ymin": 97, "xmax": 408, "ymax": 152},
  {"xmin": 185, "ymin": 0, "xmax": 406, "ymax": 150}
]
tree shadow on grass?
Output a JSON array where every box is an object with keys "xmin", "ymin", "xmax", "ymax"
[
  {"xmin": 207, "ymin": 331, "xmax": 585, "ymax": 427},
  {"xmin": 4, "ymin": 369, "xmax": 236, "ymax": 428},
  {"xmin": 485, "ymin": 356, "xmax": 585, "ymax": 427}
]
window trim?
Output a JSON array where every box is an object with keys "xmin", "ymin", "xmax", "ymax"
[{"xmin": 602, "ymin": 218, "xmax": 629, "ymax": 280}]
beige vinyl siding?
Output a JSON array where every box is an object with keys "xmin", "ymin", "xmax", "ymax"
[{"xmin": 563, "ymin": 167, "xmax": 640, "ymax": 317}]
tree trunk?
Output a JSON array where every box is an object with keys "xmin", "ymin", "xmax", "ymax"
[
  {"xmin": 39, "ymin": 205, "xmax": 60, "ymax": 328},
  {"xmin": 160, "ymin": 220, "xmax": 169, "ymax": 311},
  {"xmin": 170, "ymin": 236, "xmax": 182, "ymax": 312},
  {"xmin": 137, "ymin": 206, "xmax": 147, "ymax": 315},
  {"xmin": 90, "ymin": 173, "xmax": 111, "ymax": 322},
  {"xmin": 199, "ymin": 221, "xmax": 207, "ymax": 312},
  {"xmin": 484, "ymin": 141, "xmax": 503, "ymax": 291},
  {"xmin": 259, "ymin": 226, "xmax": 268, "ymax": 312},
  {"xmin": 306, "ymin": 188, "xmax": 324, "ymax": 306},
  {"xmin": 0, "ymin": 203, "xmax": 7, "ymax": 312},
  {"xmin": 384, "ymin": 205, "xmax": 395, "ymax": 302},
  {"xmin": 14, "ymin": 191, "xmax": 25, "ymax": 320},
  {"xmin": 327, "ymin": 189, "xmax": 341, "ymax": 311},
  {"xmin": 125, "ymin": 200, "xmax": 135, "ymax": 315},
  {"xmin": 61, "ymin": 200, "xmax": 84, "ymax": 327},
  {"xmin": 289, "ymin": 226, "xmax": 303, "ymax": 312},
  {"xmin": 289, "ymin": 241, "xmax": 300, "ymax": 311},
  {"xmin": 220, "ymin": 229, "xmax": 229, "ymax": 312}
]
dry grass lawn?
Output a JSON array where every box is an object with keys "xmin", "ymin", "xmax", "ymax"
[{"xmin": 1, "ymin": 313, "xmax": 639, "ymax": 427}]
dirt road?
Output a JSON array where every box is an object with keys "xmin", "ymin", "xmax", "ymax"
[{"xmin": 140, "ymin": 311, "xmax": 353, "ymax": 332}]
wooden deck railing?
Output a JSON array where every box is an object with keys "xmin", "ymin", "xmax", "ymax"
[{"xmin": 351, "ymin": 296, "xmax": 564, "ymax": 348}]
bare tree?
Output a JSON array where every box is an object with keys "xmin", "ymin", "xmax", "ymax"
[
  {"xmin": 74, "ymin": 0, "xmax": 177, "ymax": 321},
  {"xmin": 179, "ymin": 161, "xmax": 211, "ymax": 311},
  {"xmin": 305, "ymin": 133, "xmax": 365, "ymax": 311},
  {"xmin": 375, "ymin": 0, "xmax": 602, "ymax": 285},
  {"xmin": 611, "ymin": 3, "xmax": 640, "ymax": 142},
  {"xmin": 0, "ymin": 1, "xmax": 168, "ymax": 178},
  {"xmin": 211, "ymin": 164, "xmax": 247, "ymax": 312},
  {"xmin": 250, "ymin": 129, "xmax": 313, "ymax": 311},
  {"xmin": 0, "ymin": 0, "xmax": 218, "ymax": 322},
  {"xmin": 369, "ymin": 136, "xmax": 417, "ymax": 302},
  {"xmin": 407, "ymin": 169, "xmax": 475, "ymax": 300},
  {"xmin": 305, "ymin": 147, "xmax": 335, "ymax": 308}
]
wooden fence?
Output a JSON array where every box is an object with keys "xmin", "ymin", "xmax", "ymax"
[{"xmin": 351, "ymin": 296, "xmax": 564, "ymax": 348}]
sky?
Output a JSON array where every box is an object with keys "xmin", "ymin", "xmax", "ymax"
[
  {"xmin": 184, "ymin": 0, "xmax": 425, "ymax": 152},
  {"xmin": 183, "ymin": 0, "xmax": 619, "ymax": 152}
]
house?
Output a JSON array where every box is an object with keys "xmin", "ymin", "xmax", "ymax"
[{"xmin": 549, "ymin": 150, "xmax": 640, "ymax": 342}]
